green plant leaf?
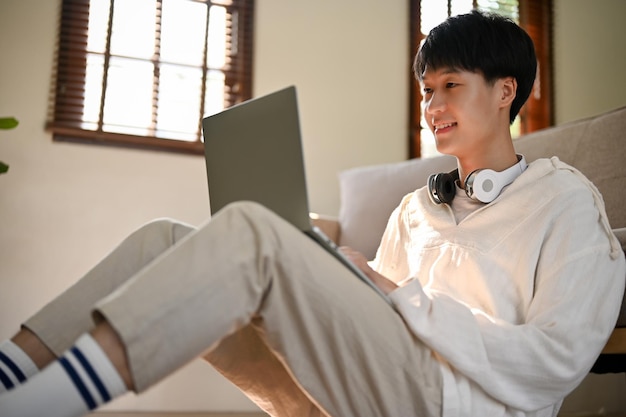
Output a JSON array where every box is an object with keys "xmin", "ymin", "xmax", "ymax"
[
  {"xmin": 0, "ymin": 161, "xmax": 8, "ymax": 174},
  {"xmin": 0, "ymin": 117, "xmax": 19, "ymax": 129}
]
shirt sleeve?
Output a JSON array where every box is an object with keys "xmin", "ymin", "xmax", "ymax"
[
  {"xmin": 387, "ymin": 188, "xmax": 626, "ymax": 411},
  {"xmin": 369, "ymin": 193, "xmax": 414, "ymax": 285}
]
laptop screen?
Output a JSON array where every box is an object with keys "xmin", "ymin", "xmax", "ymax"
[{"xmin": 202, "ymin": 86, "xmax": 312, "ymax": 232}]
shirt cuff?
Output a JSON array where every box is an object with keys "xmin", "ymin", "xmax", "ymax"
[{"xmin": 388, "ymin": 278, "xmax": 430, "ymax": 312}]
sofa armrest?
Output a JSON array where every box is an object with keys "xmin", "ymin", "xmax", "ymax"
[
  {"xmin": 310, "ymin": 213, "xmax": 340, "ymax": 244},
  {"xmin": 602, "ymin": 327, "xmax": 626, "ymax": 354}
]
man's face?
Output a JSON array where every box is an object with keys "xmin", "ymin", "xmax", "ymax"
[{"xmin": 420, "ymin": 67, "xmax": 504, "ymax": 158}]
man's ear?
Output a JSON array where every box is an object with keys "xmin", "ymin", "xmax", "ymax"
[{"xmin": 499, "ymin": 77, "xmax": 517, "ymax": 108}]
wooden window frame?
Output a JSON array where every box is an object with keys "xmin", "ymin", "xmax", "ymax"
[
  {"xmin": 408, "ymin": 0, "xmax": 553, "ymax": 158},
  {"xmin": 46, "ymin": 0, "xmax": 254, "ymax": 155}
]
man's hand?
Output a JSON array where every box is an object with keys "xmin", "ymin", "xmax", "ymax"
[{"xmin": 339, "ymin": 246, "xmax": 399, "ymax": 295}]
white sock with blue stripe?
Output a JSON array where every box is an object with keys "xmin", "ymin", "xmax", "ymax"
[
  {"xmin": 0, "ymin": 334, "xmax": 127, "ymax": 417},
  {"xmin": 0, "ymin": 340, "xmax": 39, "ymax": 393}
]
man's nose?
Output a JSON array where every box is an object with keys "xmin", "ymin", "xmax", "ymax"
[{"xmin": 425, "ymin": 93, "xmax": 446, "ymax": 115}]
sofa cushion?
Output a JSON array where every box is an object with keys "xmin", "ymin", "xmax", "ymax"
[
  {"xmin": 338, "ymin": 155, "xmax": 456, "ymax": 259},
  {"xmin": 514, "ymin": 106, "xmax": 626, "ymax": 230}
]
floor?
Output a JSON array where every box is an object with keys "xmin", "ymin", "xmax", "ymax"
[
  {"xmin": 89, "ymin": 413, "xmax": 626, "ymax": 417},
  {"xmin": 89, "ymin": 411, "xmax": 267, "ymax": 417},
  {"xmin": 559, "ymin": 414, "xmax": 626, "ymax": 417}
]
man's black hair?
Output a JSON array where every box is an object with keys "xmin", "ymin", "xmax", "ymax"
[{"xmin": 414, "ymin": 10, "xmax": 537, "ymax": 124}]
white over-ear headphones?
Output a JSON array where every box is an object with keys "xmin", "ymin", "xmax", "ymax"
[
  {"xmin": 428, "ymin": 154, "xmax": 527, "ymax": 204},
  {"xmin": 465, "ymin": 155, "xmax": 528, "ymax": 203}
]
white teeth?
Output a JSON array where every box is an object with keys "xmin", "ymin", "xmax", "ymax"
[{"xmin": 434, "ymin": 122, "xmax": 455, "ymax": 130}]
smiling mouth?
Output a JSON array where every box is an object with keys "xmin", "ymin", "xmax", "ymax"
[{"xmin": 433, "ymin": 122, "xmax": 457, "ymax": 133}]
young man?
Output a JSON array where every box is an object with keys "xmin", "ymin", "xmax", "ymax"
[{"xmin": 1, "ymin": 10, "xmax": 624, "ymax": 417}]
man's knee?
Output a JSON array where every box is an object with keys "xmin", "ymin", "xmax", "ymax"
[
  {"xmin": 130, "ymin": 218, "xmax": 195, "ymax": 249},
  {"xmin": 211, "ymin": 201, "xmax": 291, "ymax": 245},
  {"xmin": 218, "ymin": 201, "xmax": 279, "ymax": 225}
]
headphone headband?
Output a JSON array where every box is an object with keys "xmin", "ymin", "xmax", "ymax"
[{"xmin": 465, "ymin": 155, "xmax": 527, "ymax": 203}]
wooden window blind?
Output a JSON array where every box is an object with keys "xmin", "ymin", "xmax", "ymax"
[
  {"xmin": 409, "ymin": 0, "xmax": 553, "ymax": 158},
  {"xmin": 46, "ymin": 0, "xmax": 254, "ymax": 154}
]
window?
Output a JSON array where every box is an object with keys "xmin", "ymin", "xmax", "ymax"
[
  {"xmin": 409, "ymin": 0, "xmax": 553, "ymax": 158},
  {"xmin": 47, "ymin": 0, "xmax": 254, "ymax": 154}
]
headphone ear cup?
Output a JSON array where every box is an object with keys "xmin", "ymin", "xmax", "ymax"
[
  {"xmin": 465, "ymin": 169, "xmax": 499, "ymax": 203},
  {"xmin": 428, "ymin": 172, "xmax": 457, "ymax": 204}
]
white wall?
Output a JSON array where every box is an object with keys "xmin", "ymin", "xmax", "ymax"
[
  {"xmin": 553, "ymin": 0, "xmax": 626, "ymax": 124},
  {"xmin": 0, "ymin": 0, "xmax": 625, "ymax": 413},
  {"xmin": 253, "ymin": 1, "xmax": 409, "ymax": 215}
]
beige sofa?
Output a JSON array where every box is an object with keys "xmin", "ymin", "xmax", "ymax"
[{"xmin": 312, "ymin": 106, "xmax": 626, "ymax": 370}]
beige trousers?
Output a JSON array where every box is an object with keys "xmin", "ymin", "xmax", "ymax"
[{"xmin": 24, "ymin": 202, "xmax": 442, "ymax": 417}]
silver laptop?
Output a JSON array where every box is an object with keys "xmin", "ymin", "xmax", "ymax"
[{"xmin": 202, "ymin": 86, "xmax": 391, "ymax": 305}]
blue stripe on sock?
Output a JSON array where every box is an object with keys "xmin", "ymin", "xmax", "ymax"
[
  {"xmin": 59, "ymin": 356, "xmax": 97, "ymax": 410},
  {"xmin": 0, "ymin": 350, "xmax": 26, "ymax": 382},
  {"xmin": 71, "ymin": 347, "xmax": 111, "ymax": 402},
  {"xmin": 0, "ymin": 366, "xmax": 15, "ymax": 390}
]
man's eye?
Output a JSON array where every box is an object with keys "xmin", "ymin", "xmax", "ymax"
[
  {"xmin": 422, "ymin": 88, "xmax": 432, "ymax": 95},
  {"xmin": 446, "ymin": 82, "xmax": 457, "ymax": 88}
]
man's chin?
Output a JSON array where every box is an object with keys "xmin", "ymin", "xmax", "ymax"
[{"xmin": 433, "ymin": 141, "xmax": 457, "ymax": 157}]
